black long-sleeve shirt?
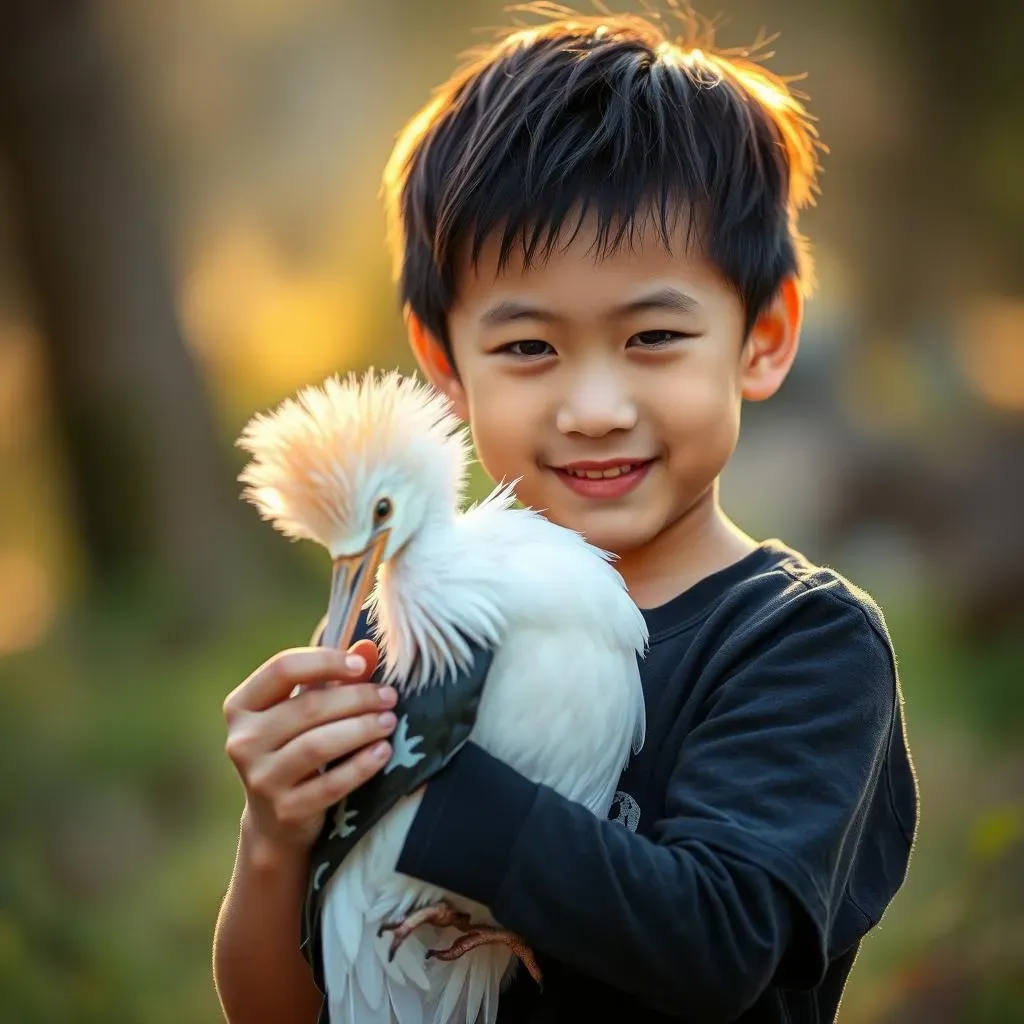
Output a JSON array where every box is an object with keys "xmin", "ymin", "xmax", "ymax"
[{"xmin": 396, "ymin": 540, "xmax": 918, "ymax": 1022}]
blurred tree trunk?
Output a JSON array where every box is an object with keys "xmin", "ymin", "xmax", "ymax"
[
  {"xmin": 904, "ymin": 0, "xmax": 1024, "ymax": 292},
  {"xmin": 852, "ymin": 0, "xmax": 1024, "ymax": 324},
  {"xmin": 0, "ymin": 0, "xmax": 265, "ymax": 634}
]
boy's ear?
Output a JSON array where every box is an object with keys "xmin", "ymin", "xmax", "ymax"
[
  {"xmin": 407, "ymin": 312, "xmax": 469, "ymax": 420},
  {"xmin": 740, "ymin": 276, "xmax": 803, "ymax": 402}
]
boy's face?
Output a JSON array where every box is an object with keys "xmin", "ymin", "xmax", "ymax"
[{"xmin": 412, "ymin": 216, "xmax": 800, "ymax": 556}]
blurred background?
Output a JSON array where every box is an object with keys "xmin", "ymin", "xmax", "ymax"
[{"xmin": 0, "ymin": 0, "xmax": 1020, "ymax": 1020}]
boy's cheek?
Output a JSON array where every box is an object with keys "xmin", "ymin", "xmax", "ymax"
[
  {"xmin": 662, "ymin": 381, "xmax": 741, "ymax": 450},
  {"xmin": 468, "ymin": 409, "xmax": 536, "ymax": 474},
  {"xmin": 669, "ymin": 410, "xmax": 740, "ymax": 481}
]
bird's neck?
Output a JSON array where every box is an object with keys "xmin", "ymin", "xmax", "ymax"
[{"xmin": 369, "ymin": 518, "xmax": 505, "ymax": 693}]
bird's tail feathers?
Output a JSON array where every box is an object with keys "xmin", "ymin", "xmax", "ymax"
[
  {"xmin": 322, "ymin": 900, "xmax": 514, "ymax": 1024},
  {"xmin": 423, "ymin": 937, "xmax": 515, "ymax": 1024},
  {"xmin": 322, "ymin": 885, "xmax": 432, "ymax": 1024},
  {"xmin": 321, "ymin": 796, "xmax": 514, "ymax": 1024}
]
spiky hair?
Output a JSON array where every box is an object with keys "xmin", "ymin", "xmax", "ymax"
[
  {"xmin": 236, "ymin": 371, "xmax": 470, "ymax": 547},
  {"xmin": 384, "ymin": 4, "xmax": 823, "ymax": 355}
]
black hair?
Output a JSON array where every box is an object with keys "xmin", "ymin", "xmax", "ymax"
[{"xmin": 384, "ymin": 7, "xmax": 823, "ymax": 355}]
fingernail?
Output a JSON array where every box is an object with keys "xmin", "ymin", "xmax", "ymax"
[
  {"xmin": 378, "ymin": 712, "xmax": 396, "ymax": 729},
  {"xmin": 373, "ymin": 742, "xmax": 391, "ymax": 761},
  {"xmin": 379, "ymin": 686, "xmax": 398, "ymax": 706},
  {"xmin": 344, "ymin": 654, "xmax": 365, "ymax": 673}
]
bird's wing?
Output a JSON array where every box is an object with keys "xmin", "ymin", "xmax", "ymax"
[
  {"xmin": 454, "ymin": 503, "xmax": 648, "ymax": 816},
  {"xmin": 321, "ymin": 795, "xmax": 431, "ymax": 1024},
  {"xmin": 303, "ymin": 629, "xmax": 495, "ymax": 999},
  {"xmin": 473, "ymin": 620, "xmax": 645, "ymax": 819},
  {"xmin": 321, "ymin": 794, "xmax": 513, "ymax": 1024}
]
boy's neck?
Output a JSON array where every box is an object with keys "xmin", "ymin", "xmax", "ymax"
[{"xmin": 614, "ymin": 483, "xmax": 759, "ymax": 611}]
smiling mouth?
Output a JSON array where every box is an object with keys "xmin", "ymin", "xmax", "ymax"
[
  {"xmin": 549, "ymin": 459, "xmax": 656, "ymax": 499},
  {"xmin": 561, "ymin": 463, "xmax": 645, "ymax": 480}
]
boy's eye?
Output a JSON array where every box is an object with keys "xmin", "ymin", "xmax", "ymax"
[
  {"xmin": 499, "ymin": 340, "xmax": 555, "ymax": 358},
  {"xmin": 628, "ymin": 330, "xmax": 689, "ymax": 348}
]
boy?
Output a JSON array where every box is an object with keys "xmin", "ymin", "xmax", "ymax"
[{"xmin": 214, "ymin": 11, "xmax": 917, "ymax": 1023}]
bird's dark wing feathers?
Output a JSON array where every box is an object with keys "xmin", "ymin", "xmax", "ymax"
[{"xmin": 300, "ymin": 611, "xmax": 494, "ymax": 995}]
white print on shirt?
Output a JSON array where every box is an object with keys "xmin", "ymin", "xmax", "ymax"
[
  {"xmin": 609, "ymin": 790, "xmax": 641, "ymax": 832},
  {"xmin": 384, "ymin": 714, "xmax": 426, "ymax": 774}
]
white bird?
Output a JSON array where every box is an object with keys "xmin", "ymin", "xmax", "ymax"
[{"xmin": 237, "ymin": 370, "xmax": 647, "ymax": 1024}]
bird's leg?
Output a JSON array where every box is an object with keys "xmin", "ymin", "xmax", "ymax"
[
  {"xmin": 377, "ymin": 901, "xmax": 475, "ymax": 962},
  {"xmin": 427, "ymin": 928, "xmax": 543, "ymax": 987}
]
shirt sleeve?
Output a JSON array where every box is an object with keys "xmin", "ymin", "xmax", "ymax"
[{"xmin": 396, "ymin": 586, "xmax": 911, "ymax": 1020}]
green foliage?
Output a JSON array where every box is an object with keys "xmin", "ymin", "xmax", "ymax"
[
  {"xmin": 835, "ymin": 598, "xmax": 1024, "ymax": 1022},
  {"xmin": 0, "ymin": 590, "xmax": 323, "ymax": 1023}
]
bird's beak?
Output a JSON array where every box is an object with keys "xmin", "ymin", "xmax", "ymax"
[{"xmin": 322, "ymin": 531, "xmax": 390, "ymax": 651}]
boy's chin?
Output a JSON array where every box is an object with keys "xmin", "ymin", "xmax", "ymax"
[
  {"xmin": 587, "ymin": 527, "xmax": 657, "ymax": 558},
  {"xmin": 546, "ymin": 507, "xmax": 659, "ymax": 557}
]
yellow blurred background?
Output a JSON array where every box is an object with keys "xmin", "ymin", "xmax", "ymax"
[{"xmin": 0, "ymin": 1, "xmax": 1021, "ymax": 1021}]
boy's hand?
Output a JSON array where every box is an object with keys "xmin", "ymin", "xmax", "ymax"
[{"xmin": 223, "ymin": 639, "xmax": 398, "ymax": 858}]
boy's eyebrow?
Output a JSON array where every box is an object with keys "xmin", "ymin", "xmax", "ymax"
[
  {"xmin": 479, "ymin": 286, "xmax": 701, "ymax": 327},
  {"xmin": 618, "ymin": 286, "xmax": 701, "ymax": 316},
  {"xmin": 480, "ymin": 300, "xmax": 557, "ymax": 326}
]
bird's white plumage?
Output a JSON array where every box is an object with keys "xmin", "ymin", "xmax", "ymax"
[
  {"xmin": 238, "ymin": 372, "xmax": 469, "ymax": 563},
  {"xmin": 239, "ymin": 370, "xmax": 647, "ymax": 1024}
]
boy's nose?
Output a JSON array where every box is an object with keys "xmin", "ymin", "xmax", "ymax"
[{"xmin": 555, "ymin": 372, "xmax": 638, "ymax": 437}]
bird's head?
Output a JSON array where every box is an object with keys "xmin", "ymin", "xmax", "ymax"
[{"xmin": 237, "ymin": 370, "xmax": 469, "ymax": 651}]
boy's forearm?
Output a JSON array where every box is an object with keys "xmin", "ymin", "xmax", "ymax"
[
  {"xmin": 213, "ymin": 808, "xmax": 323, "ymax": 1024},
  {"xmin": 397, "ymin": 744, "xmax": 795, "ymax": 1019}
]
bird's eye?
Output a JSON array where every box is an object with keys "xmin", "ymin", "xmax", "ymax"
[{"xmin": 373, "ymin": 498, "xmax": 392, "ymax": 524}]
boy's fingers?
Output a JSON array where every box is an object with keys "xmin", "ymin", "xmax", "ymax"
[
  {"xmin": 346, "ymin": 638, "xmax": 380, "ymax": 680},
  {"xmin": 256, "ymin": 713, "xmax": 397, "ymax": 793},
  {"xmin": 225, "ymin": 646, "xmax": 374, "ymax": 716},
  {"xmin": 257, "ymin": 682, "xmax": 398, "ymax": 753},
  {"xmin": 277, "ymin": 741, "xmax": 392, "ymax": 822}
]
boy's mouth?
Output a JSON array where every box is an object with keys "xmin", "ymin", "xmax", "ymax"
[{"xmin": 551, "ymin": 459, "xmax": 654, "ymax": 499}]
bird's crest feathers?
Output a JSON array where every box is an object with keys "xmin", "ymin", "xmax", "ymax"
[{"xmin": 236, "ymin": 370, "xmax": 470, "ymax": 549}]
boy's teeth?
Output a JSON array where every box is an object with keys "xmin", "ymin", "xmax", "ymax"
[{"xmin": 566, "ymin": 464, "xmax": 634, "ymax": 479}]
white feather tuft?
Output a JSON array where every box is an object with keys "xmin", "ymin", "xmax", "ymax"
[{"xmin": 236, "ymin": 370, "xmax": 471, "ymax": 551}]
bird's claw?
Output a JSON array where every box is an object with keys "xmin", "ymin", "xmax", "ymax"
[
  {"xmin": 377, "ymin": 902, "xmax": 475, "ymax": 961},
  {"xmin": 427, "ymin": 927, "xmax": 543, "ymax": 988},
  {"xmin": 378, "ymin": 903, "xmax": 543, "ymax": 987}
]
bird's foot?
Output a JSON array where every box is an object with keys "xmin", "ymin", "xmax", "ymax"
[
  {"xmin": 377, "ymin": 902, "xmax": 475, "ymax": 962},
  {"xmin": 427, "ymin": 927, "xmax": 543, "ymax": 988}
]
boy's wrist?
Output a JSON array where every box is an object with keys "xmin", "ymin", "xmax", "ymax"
[{"xmin": 240, "ymin": 805, "xmax": 312, "ymax": 876}]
